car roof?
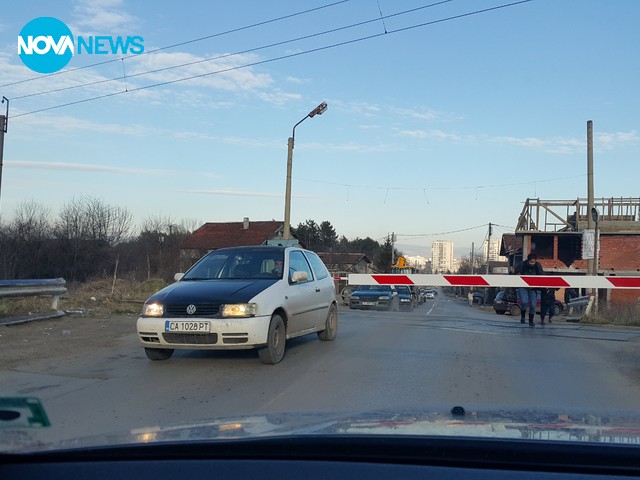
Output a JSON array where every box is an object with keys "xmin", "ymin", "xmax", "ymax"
[{"xmin": 211, "ymin": 245, "xmax": 289, "ymax": 254}]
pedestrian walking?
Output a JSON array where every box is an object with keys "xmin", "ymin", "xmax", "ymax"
[
  {"xmin": 468, "ymin": 290, "xmax": 473, "ymax": 306},
  {"xmin": 539, "ymin": 288, "xmax": 558, "ymax": 325},
  {"xmin": 515, "ymin": 252, "xmax": 544, "ymax": 327}
]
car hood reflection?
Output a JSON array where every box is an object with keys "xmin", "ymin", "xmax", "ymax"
[{"xmin": 5, "ymin": 407, "xmax": 640, "ymax": 452}]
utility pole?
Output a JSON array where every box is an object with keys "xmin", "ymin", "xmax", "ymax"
[
  {"xmin": 586, "ymin": 120, "xmax": 598, "ymax": 316},
  {"xmin": 283, "ymin": 102, "xmax": 327, "ymax": 240},
  {"xmin": 470, "ymin": 242, "xmax": 475, "ymax": 274},
  {"xmin": 485, "ymin": 223, "xmax": 492, "ymax": 304},
  {"xmin": 587, "ymin": 120, "xmax": 594, "ymax": 276},
  {"xmin": 391, "ymin": 232, "xmax": 395, "ymax": 266},
  {"xmin": 0, "ymin": 97, "xmax": 8, "ymax": 213},
  {"xmin": 485, "ymin": 223, "xmax": 492, "ymax": 275}
]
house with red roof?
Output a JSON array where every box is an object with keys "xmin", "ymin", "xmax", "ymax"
[{"xmin": 179, "ymin": 218, "xmax": 300, "ymax": 270}]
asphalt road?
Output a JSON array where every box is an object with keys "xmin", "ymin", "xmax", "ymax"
[{"xmin": 2, "ymin": 292, "xmax": 640, "ymax": 447}]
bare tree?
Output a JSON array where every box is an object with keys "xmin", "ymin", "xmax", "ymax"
[
  {"xmin": 11, "ymin": 200, "xmax": 52, "ymax": 242},
  {"xmin": 0, "ymin": 201, "xmax": 53, "ymax": 278},
  {"xmin": 52, "ymin": 196, "xmax": 133, "ymax": 281}
]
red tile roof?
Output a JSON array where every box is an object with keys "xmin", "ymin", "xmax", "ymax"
[
  {"xmin": 180, "ymin": 221, "xmax": 285, "ymax": 250},
  {"xmin": 500, "ymin": 234, "xmax": 523, "ymax": 256}
]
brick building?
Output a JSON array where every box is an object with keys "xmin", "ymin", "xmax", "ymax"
[{"xmin": 502, "ymin": 197, "xmax": 640, "ymax": 304}]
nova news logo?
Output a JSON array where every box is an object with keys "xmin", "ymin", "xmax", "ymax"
[{"xmin": 18, "ymin": 16, "xmax": 144, "ymax": 74}]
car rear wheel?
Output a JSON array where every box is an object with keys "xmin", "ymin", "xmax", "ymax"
[
  {"xmin": 510, "ymin": 304, "xmax": 521, "ymax": 316},
  {"xmin": 144, "ymin": 347, "xmax": 174, "ymax": 361},
  {"xmin": 318, "ymin": 304, "xmax": 338, "ymax": 341},
  {"xmin": 258, "ymin": 314, "xmax": 286, "ymax": 364}
]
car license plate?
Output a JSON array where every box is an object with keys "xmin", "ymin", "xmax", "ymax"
[
  {"xmin": 164, "ymin": 321, "xmax": 210, "ymax": 333},
  {"xmin": 362, "ymin": 301, "xmax": 376, "ymax": 306}
]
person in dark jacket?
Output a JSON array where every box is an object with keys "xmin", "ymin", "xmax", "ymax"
[
  {"xmin": 539, "ymin": 288, "xmax": 558, "ymax": 325},
  {"xmin": 515, "ymin": 252, "xmax": 544, "ymax": 327}
]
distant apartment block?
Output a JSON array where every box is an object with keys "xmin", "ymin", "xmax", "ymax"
[
  {"xmin": 432, "ymin": 240, "xmax": 454, "ymax": 273},
  {"xmin": 483, "ymin": 237, "xmax": 508, "ymax": 262}
]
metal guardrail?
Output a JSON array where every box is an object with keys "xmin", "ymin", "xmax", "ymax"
[
  {"xmin": 0, "ymin": 278, "xmax": 67, "ymax": 309},
  {"xmin": 566, "ymin": 295, "xmax": 595, "ymax": 322}
]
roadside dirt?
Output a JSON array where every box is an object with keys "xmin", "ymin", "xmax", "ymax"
[
  {"xmin": 0, "ymin": 314, "xmax": 138, "ymax": 370},
  {"xmin": 0, "ymin": 278, "xmax": 165, "ymax": 370}
]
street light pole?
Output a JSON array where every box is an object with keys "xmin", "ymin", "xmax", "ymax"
[
  {"xmin": 0, "ymin": 97, "xmax": 9, "ymax": 214},
  {"xmin": 591, "ymin": 206, "xmax": 600, "ymax": 314},
  {"xmin": 283, "ymin": 101, "xmax": 327, "ymax": 240}
]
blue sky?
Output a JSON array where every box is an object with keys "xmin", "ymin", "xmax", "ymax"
[{"xmin": 0, "ymin": 0, "xmax": 638, "ymax": 259}]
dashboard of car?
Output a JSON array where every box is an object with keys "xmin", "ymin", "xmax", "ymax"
[{"xmin": 3, "ymin": 435, "xmax": 640, "ymax": 480}]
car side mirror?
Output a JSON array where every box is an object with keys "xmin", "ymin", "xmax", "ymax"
[
  {"xmin": 291, "ymin": 271, "xmax": 308, "ymax": 283},
  {"xmin": 174, "ymin": 273, "xmax": 184, "ymax": 282}
]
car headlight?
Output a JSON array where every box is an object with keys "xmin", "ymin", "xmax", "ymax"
[
  {"xmin": 143, "ymin": 302, "xmax": 164, "ymax": 317},
  {"xmin": 221, "ymin": 303, "xmax": 257, "ymax": 317}
]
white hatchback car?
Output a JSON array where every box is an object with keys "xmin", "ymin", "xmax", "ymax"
[{"xmin": 136, "ymin": 245, "xmax": 338, "ymax": 364}]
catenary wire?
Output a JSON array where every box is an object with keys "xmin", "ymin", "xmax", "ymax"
[
  {"xmin": 10, "ymin": 0, "xmax": 454, "ymax": 101},
  {"xmin": 1, "ymin": 0, "xmax": 353, "ymax": 89},
  {"xmin": 10, "ymin": 0, "xmax": 532, "ymax": 118},
  {"xmin": 295, "ymin": 174, "xmax": 585, "ymax": 192}
]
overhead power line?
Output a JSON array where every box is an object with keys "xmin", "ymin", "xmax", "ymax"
[
  {"xmin": 10, "ymin": 0, "xmax": 454, "ymax": 102},
  {"xmin": 1, "ymin": 0, "xmax": 353, "ymax": 89},
  {"xmin": 396, "ymin": 224, "xmax": 489, "ymax": 238},
  {"xmin": 10, "ymin": 0, "xmax": 533, "ymax": 119},
  {"xmin": 296, "ymin": 174, "xmax": 586, "ymax": 192}
]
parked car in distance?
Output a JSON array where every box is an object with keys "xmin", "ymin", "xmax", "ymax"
[
  {"xmin": 425, "ymin": 290, "xmax": 435, "ymax": 299},
  {"xmin": 493, "ymin": 288, "xmax": 564, "ymax": 316},
  {"xmin": 136, "ymin": 245, "xmax": 338, "ymax": 364},
  {"xmin": 396, "ymin": 285, "xmax": 414, "ymax": 311},
  {"xmin": 472, "ymin": 291, "xmax": 485, "ymax": 304},
  {"xmin": 349, "ymin": 284, "xmax": 399, "ymax": 311}
]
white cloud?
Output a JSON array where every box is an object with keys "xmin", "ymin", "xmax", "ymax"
[
  {"xmin": 5, "ymin": 160, "xmax": 176, "ymax": 176},
  {"xmin": 183, "ymin": 189, "xmax": 319, "ymax": 199},
  {"xmin": 72, "ymin": 0, "xmax": 138, "ymax": 33},
  {"xmin": 394, "ymin": 128, "xmax": 638, "ymax": 154},
  {"xmin": 12, "ymin": 113, "xmax": 160, "ymax": 136},
  {"xmin": 255, "ymin": 90, "xmax": 302, "ymax": 105},
  {"xmin": 285, "ymin": 76, "xmax": 309, "ymax": 84},
  {"xmin": 596, "ymin": 131, "xmax": 639, "ymax": 150},
  {"xmin": 392, "ymin": 106, "xmax": 445, "ymax": 121},
  {"xmin": 396, "ymin": 129, "xmax": 462, "ymax": 141}
]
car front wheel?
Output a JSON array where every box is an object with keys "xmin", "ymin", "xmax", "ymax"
[{"xmin": 258, "ymin": 314, "xmax": 286, "ymax": 364}]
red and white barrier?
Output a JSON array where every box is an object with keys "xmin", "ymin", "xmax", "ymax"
[{"xmin": 347, "ymin": 274, "xmax": 640, "ymax": 289}]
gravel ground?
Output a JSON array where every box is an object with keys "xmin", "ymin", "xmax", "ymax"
[{"xmin": 0, "ymin": 314, "xmax": 138, "ymax": 370}]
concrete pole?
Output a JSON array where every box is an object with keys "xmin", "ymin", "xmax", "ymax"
[
  {"xmin": 587, "ymin": 120, "xmax": 594, "ymax": 276},
  {"xmin": 470, "ymin": 242, "xmax": 474, "ymax": 274},
  {"xmin": 283, "ymin": 136, "xmax": 294, "ymax": 239},
  {"xmin": 0, "ymin": 114, "xmax": 5, "ymax": 213}
]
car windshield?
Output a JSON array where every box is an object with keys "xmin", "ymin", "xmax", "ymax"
[
  {"xmin": 183, "ymin": 250, "xmax": 284, "ymax": 280},
  {"xmin": 2, "ymin": 0, "xmax": 640, "ymax": 465},
  {"xmin": 355, "ymin": 285, "xmax": 389, "ymax": 292}
]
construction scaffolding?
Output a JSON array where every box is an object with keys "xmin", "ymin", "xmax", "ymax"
[{"xmin": 516, "ymin": 197, "xmax": 640, "ymax": 234}]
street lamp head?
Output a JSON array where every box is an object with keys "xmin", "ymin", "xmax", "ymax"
[{"xmin": 308, "ymin": 101, "xmax": 328, "ymax": 118}]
